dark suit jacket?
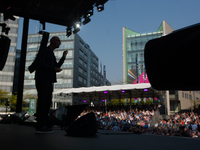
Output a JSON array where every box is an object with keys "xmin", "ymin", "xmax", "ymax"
[{"xmin": 34, "ymin": 46, "xmax": 65, "ymax": 83}]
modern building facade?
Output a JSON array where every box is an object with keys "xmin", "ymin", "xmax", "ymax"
[
  {"xmin": 123, "ymin": 20, "xmax": 200, "ymax": 114},
  {"xmin": 24, "ymin": 32, "xmax": 110, "ymax": 106},
  {"xmin": 123, "ymin": 20, "xmax": 174, "ymax": 84},
  {"xmin": 0, "ymin": 14, "xmax": 19, "ymax": 93}
]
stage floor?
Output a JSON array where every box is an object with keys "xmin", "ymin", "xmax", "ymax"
[{"xmin": 0, "ymin": 124, "xmax": 200, "ymax": 150}]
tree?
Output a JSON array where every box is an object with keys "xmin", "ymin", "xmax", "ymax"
[
  {"xmin": 9, "ymin": 94, "xmax": 17, "ymax": 111},
  {"xmin": 109, "ymin": 98, "xmax": 126, "ymax": 105},
  {"xmin": 111, "ymin": 79, "xmax": 124, "ymax": 85},
  {"xmin": 0, "ymin": 89, "xmax": 9, "ymax": 106}
]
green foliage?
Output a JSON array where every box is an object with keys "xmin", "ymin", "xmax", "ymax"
[
  {"xmin": 0, "ymin": 89, "xmax": 9, "ymax": 99},
  {"xmin": 9, "ymin": 94, "xmax": 17, "ymax": 111},
  {"xmin": 0, "ymin": 89, "xmax": 34, "ymax": 111},
  {"xmin": 0, "ymin": 89, "xmax": 10, "ymax": 106},
  {"xmin": 109, "ymin": 99, "xmax": 126, "ymax": 105}
]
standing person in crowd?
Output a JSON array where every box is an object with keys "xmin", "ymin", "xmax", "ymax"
[{"xmin": 35, "ymin": 36, "xmax": 68, "ymax": 133}]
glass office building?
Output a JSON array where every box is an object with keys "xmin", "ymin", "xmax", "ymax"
[
  {"xmin": 0, "ymin": 14, "xmax": 19, "ymax": 93},
  {"xmin": 122, "ymin": 20, "xmax": 200, "ymax": 114},
  {"xmin": 123, "ymin": 20, "xmax": 174, "ymax": 84},
  {"xmin": 24, "ymin": 32, "xmax": 110, "ymax": 106}
]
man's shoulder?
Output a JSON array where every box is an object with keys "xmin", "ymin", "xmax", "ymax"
[{"xmin": 39, "ymin": 46, "xmax": 51, "ymax": 53}]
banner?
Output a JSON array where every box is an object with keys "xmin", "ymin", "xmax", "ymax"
[
  {"xmin": 133, "ymin": 72, "xmax": 150, "ymax": 84},
  {"xmin": 29, "ymin": 98, "xmax": 36, "ymax": 114}
]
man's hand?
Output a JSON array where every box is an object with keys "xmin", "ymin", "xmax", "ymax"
[
  {"xmin": 63, "ymin": 50, "xmax": 68, "ymax": 58},
  {"xmin": 55, "ymin": 67, "xmax": 62, "ymax": 72}
]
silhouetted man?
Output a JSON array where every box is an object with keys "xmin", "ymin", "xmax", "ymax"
[{"xmin": 35, "ymin": 36, "xmax": 67, "ymax": 133}]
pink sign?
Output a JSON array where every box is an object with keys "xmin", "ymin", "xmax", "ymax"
[{"xmin": 133, "ymin": 72, "xmax": 150, "ymax": 84}]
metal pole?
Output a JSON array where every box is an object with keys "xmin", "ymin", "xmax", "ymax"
[
  {"xmin": 191, "ymin": 91, "xmax": 192, "ymax": 112},
  {"xmin": 136, "ymin": 55, "xmax": 139, "ymax": 84},
  {"xmin": 166, "ymin": 91, "xmax": 170, "ymax": 115},
  {"xmin": 16, "ymin": 17, "xmax": 29, "ymax": 113},
  {"xmin": 129, "ymin": 91, "xmax": 132, "ymax": 110}
]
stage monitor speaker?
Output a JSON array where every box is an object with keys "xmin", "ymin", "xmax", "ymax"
[
  {"xmin": 66, "ymin": 112, "xmax": 98, "ymax": 137},
  {"xmin": 0, "ymin": 35, "xmax": 11, "ymax": 70},
  {"xmin": 144, "ymin": 23, "xmax": 200, "ymax": 90}
]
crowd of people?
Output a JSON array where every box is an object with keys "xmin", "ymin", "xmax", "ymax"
[{"xmin": 79, "ymin": 104, "xmax": 200, "ymax": 138}]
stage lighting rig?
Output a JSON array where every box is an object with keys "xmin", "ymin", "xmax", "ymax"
[
  {"xmin": 4, "ymin": 27, "xmax": 10, "ymax": 35},
  {"xmin": 3, "ymin": 7, "xmax": 16, "ymax": 21},
  {"xmin": 0, "ymin": 23, "xmax": 10, "ymax": 35},
  {"xmin": 40, "ymin": 20, "xmax": 46, "ymax": 30},
  {"xmin": 85, "ymin": 8, "xmax": 93, "ymax": 17},
  {"xmin": 66, "ymin": 27, "xmax": 72, "ymax": 37},
  {"xmin": 95, "ymin": 0, "xmax": 108, "ymax": 12},
  {"xmin": 82, "ymin": 17, "xmax": 91, "ymax": 25},
  {"xmin": 73, "ymin": 22, "xmax": 81, "ymax": 34},
  {"xmin": 97, "ymin": 5, "xmax": 104, "ymax": 12},
  {"xmin": 75, "ymin": 22, "xmax": 81, "ymax": 28},
  {"xmin": 0, "ymin": 23, "xmax": 6, "ymax": 33}
]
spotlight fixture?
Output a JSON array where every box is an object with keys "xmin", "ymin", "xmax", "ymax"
[
  {"xmin": 73, "ymin": 28, "xmax": 80, "ymax": 34},
  {"xmin": 97, "ymin": 5, "xmax": 104, "ymax": 12},
  {"xmin": 3, "ymin": 7, "xmax": 16, "ymax": 21},
  {"xmin": 75, "ymin": 22, "xmax": 81, "ymax": 28},
  {"xmin": 85, "ymin": 8, "xmax": 93, "ymax": 17},
  {"xmin": 0, "ymin": 23, "xmax": 10, "ymax": 35},
  {"xmin": 0, "ymin": 23, "xmax": 6, "ymax": 32},
  {"xmin": 95, "ymin": 0, "xmax": 108, "ymax": 12},
  {"xmin": 82, "ymin": 17, "xmax": 91, "ymax": 25},
  {"xmin": 73, "ymin": 22, "xmax": 81, "ymax": 34},
  {"xmin": 5, "ymin": 27, "xmax": 10, "ymax": 35},
  {"xmin": 66, "ymin": 27, "xmax": 72, "ymax": 37}
]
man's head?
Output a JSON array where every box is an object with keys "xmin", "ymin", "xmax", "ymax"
[{"xmin": 49, "ymin": 36, "xmax": 61, "ymax": 50}]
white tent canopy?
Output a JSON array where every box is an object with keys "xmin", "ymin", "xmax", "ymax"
[
  {"xmin": 53, "ymin": 83, "xmax": 151, "ymax": 94},
  {"xmin": 53, "ymin": 83, "xmax": 159, "ymax": 100}
]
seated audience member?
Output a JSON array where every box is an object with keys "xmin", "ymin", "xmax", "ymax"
[
  {"xmin": 112, "ymin": 124, "xmax": 120, "ymax": 131},
  {"xmin": 181, "ymin": 127, "xmax": 191, "ymax": 137}
]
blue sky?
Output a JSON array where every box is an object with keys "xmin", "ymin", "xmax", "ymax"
[{"xmin": 17, "ymin": 0, "xmax": 200, "ymax": 84}]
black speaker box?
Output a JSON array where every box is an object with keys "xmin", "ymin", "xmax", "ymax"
[
  {"xmin": 144, "ymin": 23, "xmax": 200, "ymax": 90},
  {"xmin": 0, "ymin": 35, "xmax": 11, "ymax": 70},
  {"xmin": 66, "ymin": 112, "xmax": 98, "ymax": 137}
]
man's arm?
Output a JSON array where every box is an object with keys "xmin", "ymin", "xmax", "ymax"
[{"xmin": 55, "ymin": 50, "xmax": 68, "ymax": 70}]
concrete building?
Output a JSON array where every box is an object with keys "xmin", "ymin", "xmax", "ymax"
[
  {"xmin": 122, "ymin": 20, "xmax": 200, "ymax": 114},
  {"xmin": 12, "ymin": 49, "xmax": 21, "ymax": 94},
  {"xmin": 23, "ymin": 32, "xmax": 110, "ymax": 107},
  {"xmin": 0, "ymin": 14, "xmax": 19, "ymax": 93}
]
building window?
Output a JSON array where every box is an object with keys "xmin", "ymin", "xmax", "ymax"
[
  {"xmin": 84, "ymin": 79, "xmax": 86, "ymax": 84},
  {"xmin": 79, "ymin": 58, "xmax": 83, "ymax": 65},
  {"xmin": 79, "ymin": 67, "xmax": 83, "ymax": 74},
  {"xmin": 182, "ymin": 92, "xmax": 184, "ymax": 98},
  {"xmin": 78, "ymin": 76, "xmax": 82, "ymax": 82}
]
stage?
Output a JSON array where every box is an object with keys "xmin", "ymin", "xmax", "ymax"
[{"xmin": 0, "ymin": 124, "xmax": 199, "ymax": 150}]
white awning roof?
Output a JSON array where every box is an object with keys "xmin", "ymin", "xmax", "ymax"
[
  {"xmin": 53, "ymin": 83, "xmax": 160, "ymax": 99},
  {"xmin": 54, "ymin": 83, "xmax": 152, "ymax": 94}
]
